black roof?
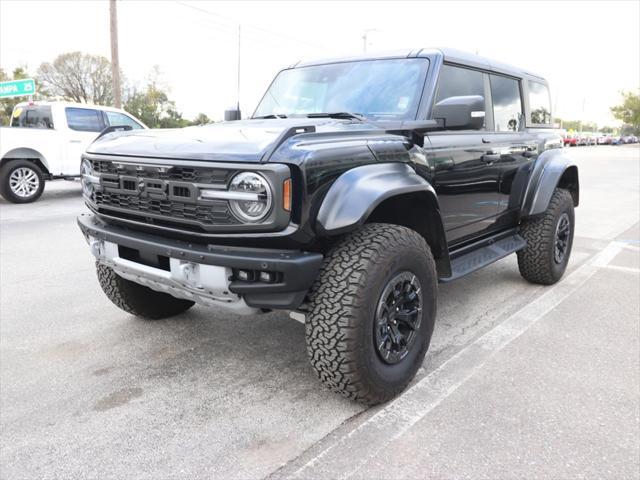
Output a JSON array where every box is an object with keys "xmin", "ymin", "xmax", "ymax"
[{"xmin": 292, "ymin": 47, "xmax": 547, "ymax": 83}]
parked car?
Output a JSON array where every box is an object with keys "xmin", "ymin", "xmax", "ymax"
[
  {"xmin": 564, "ymin": 135, "xmax": 578, "ymax": 147},
  {"xmin": 78, "ymin": 48, "xmax": 578, "ymax": 405},
  {"xmin": 597, "ymin": 136, "xmax": 609, "ymax": 145},
  {"xmin": 0, "ymin": 101, "xmax": 146, "ymax": 203}
]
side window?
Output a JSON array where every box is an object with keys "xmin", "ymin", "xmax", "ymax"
[
  {"xmin": 10, "ymin": 106, "xmax": 53, "ymax": 129},
  {"xmin": 105, "ymin": 111, "xmax": 143, "ymax": 129},
  {"xmin": 65, "ymin": 107, "xmax": 104, "ymax": 132},
  {"xmin": 490, "ymin": 75, "xmax": 522, "ymax": 132},
  {"xmin": 528, "ymin": 81, "xmax": 552, "ymax": 125},
  {"xmin": 433, "ymin": 64, "xmax": 486, "ymax": 130}
]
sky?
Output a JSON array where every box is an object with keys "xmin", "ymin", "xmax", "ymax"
[{"xmin": 1, "ymin": 0, "xmax": 639, "ymax": 126}]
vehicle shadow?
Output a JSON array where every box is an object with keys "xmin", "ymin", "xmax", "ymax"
[{"xmin": 90, "ymin": 305, "xmax": 343, "ymax": 407}]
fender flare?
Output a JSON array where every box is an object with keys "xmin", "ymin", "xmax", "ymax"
[
  {"xmin": 521, "ymin": 148, "xmax": 579, "ymax": 217},
  {"xmin": 316, "ymin": 163, "xmax": 435, "ymax": 234},
  {"xmin": 316, "ymin": 162, "xmax": 451, "ymax": 276}
]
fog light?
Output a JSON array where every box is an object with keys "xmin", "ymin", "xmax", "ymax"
[
  {"xmin": 237, "ymin": 270, "xmax": 250, "ymax": 281},
  {"xmin": 259, "ymin": 271, "xmax": 275, "ymax": 283}
]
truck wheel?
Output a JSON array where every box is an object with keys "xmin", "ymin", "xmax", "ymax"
[
  {"xmin": 305, "ymin": 223, "xmax": 437, "ymax": 405},
  {"xmin": 96, "ymin": 263, "xmax": 194, "ymax": 319},
  {"xmin": 0, "ymin": 160, "xmax": 45, "ymax": 203},
  {"xmin": 517, "ymin": 188, "xmax": 575, "ymax": 285}
]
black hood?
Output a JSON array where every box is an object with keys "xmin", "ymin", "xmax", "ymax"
[{"xmin": 87, "ymin": 118, "xmax": 380, "ymax": 163}]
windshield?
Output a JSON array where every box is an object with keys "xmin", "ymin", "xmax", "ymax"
[{"xmin": 253, "ymin": 58, "xmax": 429, "ymax": 120}]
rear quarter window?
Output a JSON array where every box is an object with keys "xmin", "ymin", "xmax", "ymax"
[
  {"xmin": 10, "ymin": 106, "xmax": 54, "ymax": 129},
  {"xmin": 528, "ymin": 81, "xmax": 552, "ymax": 125}
]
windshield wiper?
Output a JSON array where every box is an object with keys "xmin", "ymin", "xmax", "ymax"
[
  {"xmin": 252, "ymin": 114, "xmax": 288, "ymax": 119},
  {"xmin": 305, "ymin": 112, "xmax": 366, "ymax": 121}
]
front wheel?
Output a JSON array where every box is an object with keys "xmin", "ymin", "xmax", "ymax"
[
  {"xmin": 517, "ymin": 188, "xmax": 575, "ymax": 285},
  {"xmin": 97, "ymin": 263, "xmax": 195, "ymax": 319},
  {"xmin": 0, "ymin": 160, "xmax": 45, "ymax": 203},
  {"xmin": 305, "ymin": 223, "xmax": 438, "ymax": 405}
]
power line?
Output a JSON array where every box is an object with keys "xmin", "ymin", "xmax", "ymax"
[{"xmin": 174, "ymin": 0, "xmax": 330, "ymax": 52}]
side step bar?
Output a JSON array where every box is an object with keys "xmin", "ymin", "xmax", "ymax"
[{"xmin": 439, "ymin": 234, "xmax": 527, "ymax": 283}]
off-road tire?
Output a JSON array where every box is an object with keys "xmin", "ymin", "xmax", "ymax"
[
  {"xmin": 0, "ymin": 160, "xmax": 45, "ymax": 203},
  {"xmin": 97, "ymin": 263, "xmax": 194, "ymax": 319},
  {"xmin": 517, "ymin": 188, "xmax": 575, "ymax": 285},
  {"xmin": 305, "ymin": 223, "xmax": 438, "ymax": 405}
]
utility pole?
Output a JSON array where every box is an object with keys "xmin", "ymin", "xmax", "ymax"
[
  {"xmin": 361, "ymin": 29, "xmax": 378, "ymax": 53},
  {"xmin": 109, "ymin": 0, "xmax": 122, "ymax": 108},
  {"xmin": 237, "ymin": 24, "xmax": 241, "ymax": 114}
]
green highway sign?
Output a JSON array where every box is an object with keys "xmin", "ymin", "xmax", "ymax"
[{"xmin": 0, "ymin": 78, "xmax": 36, "ymax": 99}]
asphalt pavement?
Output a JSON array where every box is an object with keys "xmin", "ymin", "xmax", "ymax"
[{"xmin": 1, "ymin": 145, "xmax": 639, "ymax": 479}]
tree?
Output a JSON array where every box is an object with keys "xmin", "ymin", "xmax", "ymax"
[
  {"xmin": 0, "ymin": 67, "xmax": 49, "ymax": 126},
  {"xmin": 38, "ymin": 52, "xmax": 115, "ymax": 105},
  {"xmin": 611, "ymin": 90, "xmax": 640, "ymax": 135},
  {"xmin": 123, "ymin": 67, "xmax": 190, "ymax": 128},
  {"xmin": 191, "ymin": 113, "xmax": 211, "ymax": 125}
]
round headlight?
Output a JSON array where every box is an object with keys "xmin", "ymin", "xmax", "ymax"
[
  {"xmin": 80, "ymin": 159, "xmax": 94, "ymax": 196},
  {"xmin": 228, "ymin": 172, "xmax": 272, "ymax": 223}
]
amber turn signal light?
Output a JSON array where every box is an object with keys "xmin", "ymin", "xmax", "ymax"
[{"xmin": 283, "ymin": 178, "xmax": 292, "ymax": 212}]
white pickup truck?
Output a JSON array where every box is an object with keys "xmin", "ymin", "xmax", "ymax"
[{"xmin": 0, "ymin": 101, "xmax": 146, "ymax": 203}]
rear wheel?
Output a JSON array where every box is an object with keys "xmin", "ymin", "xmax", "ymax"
[
  {"xmin": 0, "ymin": 160, "xmax": 45, "ymax": 203},
  {"xmin": 97, "ymin": 263, "xmax": 194, "ymax": 319},
  {"xmin": 517, "ymin": 188, "xmax": 575, "ymax": 285},
  {"xmin": 305, "ymin": 223, "xmax": 437, "ymax": 405}
]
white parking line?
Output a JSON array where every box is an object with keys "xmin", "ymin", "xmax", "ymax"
[
  {"xmin": 288, "ymin": 240, "xmax": 625, "ymax": 480},
  {"xmin": 601, "ymin": 264, "xmax": 640, "ymax": 275}
]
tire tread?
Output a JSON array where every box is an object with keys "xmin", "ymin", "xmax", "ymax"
[
  {"xmin": 305, "ymin": 223, "xmax": 436, "ymax": 405},
  {"xmin": 97, "ymin": 263, "xmax": 194, "ymax": 319},
  {"xmin": 517, "ymin": 188, "xmax": 574, "ymax": 285}
]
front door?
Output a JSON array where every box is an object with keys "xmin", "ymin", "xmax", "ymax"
[
  {"xmin": 427, "ymin": 64, "xmax": 502, "ymax": 244},
  {"xmin": 428, "ymin": 132, "xmax": 503, "ymax": 243}
]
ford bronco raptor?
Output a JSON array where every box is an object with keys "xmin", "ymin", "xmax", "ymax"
[{"xmin": 78, "ymin": 48, "xmax": 578, "ymax": 405}]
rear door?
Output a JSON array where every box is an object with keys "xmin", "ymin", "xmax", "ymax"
[
  {"xmin": 64, "ymin": 107, "xmax": 106, "ymax": 174},
  {"xmin": 482, "ymin": 74, "xmax": 539, "ymax": 225},
  {"xmin": 427, "ymin": 64, "xmax": 503, "ymax": 244}
]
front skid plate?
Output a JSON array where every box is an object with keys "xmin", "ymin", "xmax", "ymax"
[{"xmin": 90, "ymin": 237, "xmax": 259, "ymax": 315}]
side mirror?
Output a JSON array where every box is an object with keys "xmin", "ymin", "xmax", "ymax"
[
  {"xmin": 224, "ymin": 108, "xmax": 241, "ymax": 121},
  {"xmin": 432, "ymin": 95, "xmax": 485, "ymax": 130}
]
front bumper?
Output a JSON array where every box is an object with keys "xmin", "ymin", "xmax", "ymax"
[{"xmin": 78, "ymin": 213, "xmax": 323, "ymax": 313}]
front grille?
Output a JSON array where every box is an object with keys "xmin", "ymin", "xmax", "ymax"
[
  {"xmin": 90, "ymin": 159, "xmax": 235, "ymax": 184},
  {"xmin": 88, "ymin": 159, "xmax": 241, "ymax": 230},
  {"xmin": 92, "ymin": 192, "xmax": 239, "ymax": 225}
]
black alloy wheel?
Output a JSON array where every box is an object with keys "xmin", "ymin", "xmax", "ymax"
[{"xmin": 374, "ymin": 272, "xmax": 423, "ymax": 365}]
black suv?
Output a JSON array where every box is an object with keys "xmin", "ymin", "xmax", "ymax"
[{"xmin": 78, "ymin": 48, "xmax": 578, "ymax": 404}]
